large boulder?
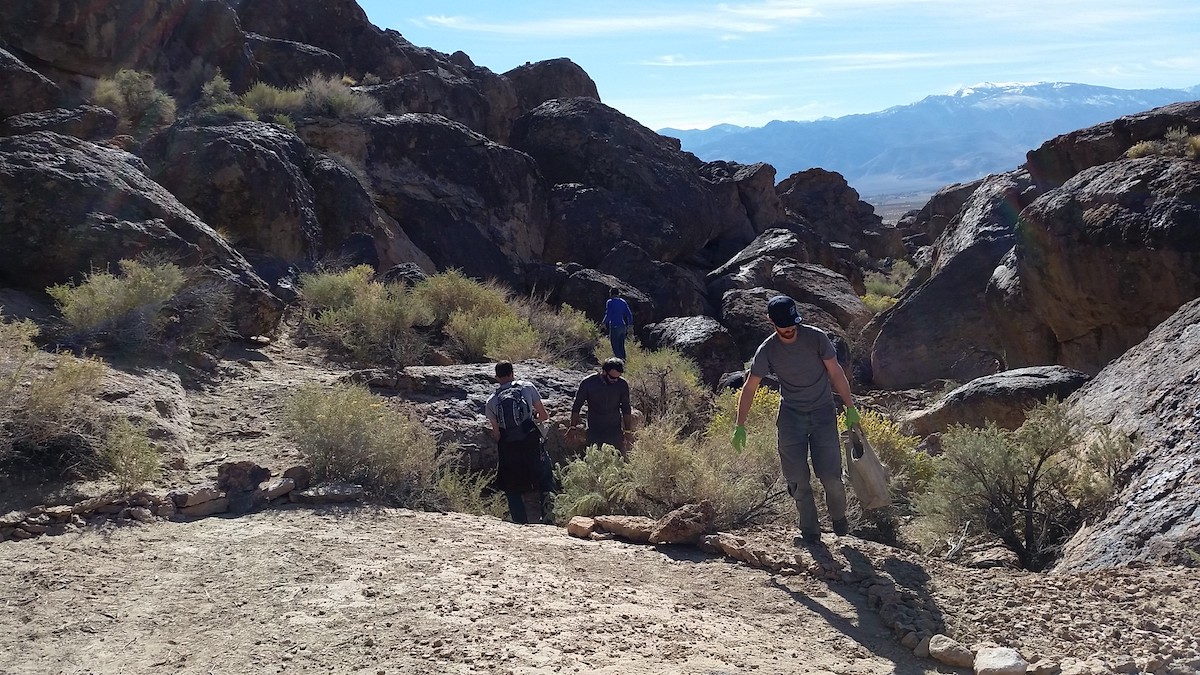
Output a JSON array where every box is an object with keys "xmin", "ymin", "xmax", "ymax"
[
  {"xmin": 503, "ymin": 58, "xmax": 600, "ymax": 114},
  {"xmin": 0, "ymin": 106, "xmax": 117, "ymax": 141},
  {"xmin": 225, "ymin": 0, "xmax": 446, "ymax": 80},
  {"xmin": 597, "ymin": 242, "xmax": 712, "ymax": 321},
  {"xmin": 510, "ymin": 98, "xmax": 727, "ymax": 267},
  {"xmin": 0, "ymin": 132, "xmax": 281, "ymax": 336},
  {"xmin": 1013, "ymin": 156, "xmax": 1200, "ymax": 374},
  {"xmin": 777, "ymin": 168, "xmax": 902, "ymax": 259},
  {"xmin": 367, "ymin": 70, "xmax": 502, "ymax": 141},
  {"xmin": 1026, "ymin": 100, "xmax": 1200, "ymax": 190},
  {"xmin": 524, "ymin": 264, "xmax": 654, "ymax": 330},
  {"xmin": 895, "ymin": 178, "xmax": 983, "ymax": 248},
  {"xmin": 1055, "ymin": 298, "xmax": 1200, "ymax": 571},
  {"xmin": 695, "ymin": 161, "xmax": 786, "ymax": 264},
  {"xmin": 870, "ymin": 170, "xmax": 1042, "ymax": 388},
  {"xmin": 0, "ymin": 46, "xmax": 61, "ymax": 117},
  {"xmin": 1, "ymin": 0, "xmax": 258, "ymax": 97},
  {"xmin": 707, "ymin": 229, "xmax": 870, "ymax": 333},
  {"xmin": 141, "ymin": 122, "xmax": 320, "ymax": 263},
  {"xmin": 641, "ymin": 316, "xmax": 742, "ymax": 388},
  {"xmin": 298, "ymin": 113, "xmax": 549, "ymax": 283},
  {"xmin": 244, "ymin": 33, "xmax": 344, "ymax": 88},
  {"xmin": 904, "ymin": 366, "xmax": 1091, "ymax": 437}
]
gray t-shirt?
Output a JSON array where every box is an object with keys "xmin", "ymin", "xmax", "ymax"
[{"xmin": 749, "ymin": 326, "xmax": 836, "ymax": 411}]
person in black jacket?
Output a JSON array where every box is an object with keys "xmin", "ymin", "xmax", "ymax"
[
  {"xmin": 485, "ymin": 361, "xmax": 549, "ymax": 524},
  {"xmin": 569, "ymin": 357, "xmax": 632, "ymax": 451}
]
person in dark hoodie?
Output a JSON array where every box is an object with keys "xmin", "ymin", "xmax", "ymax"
[{"xmin": 569, "ymin": 357, "xmax": 632, "ymax": 451}]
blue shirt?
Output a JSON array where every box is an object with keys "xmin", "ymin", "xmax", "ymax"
[{"xmin": 603, "ymin": 297, "xmax": 633, "ymax": 327}]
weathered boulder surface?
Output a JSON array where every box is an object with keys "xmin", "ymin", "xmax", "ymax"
[
  {"xmin": 524, "ymin": 264, "xmax": 654, "ymax": 330},
  {"xmin": 0, "ymin": 132, "xmax": 281, "ymax": 336},
  {"xmin": 641, "ymin": 317, "xmax": 742, "ymax": 389},
  {"xmin": 904, "ymin": 366, "xmax": 1091, "ymax": 437},
  {"xmin": 244, "ymin": 33, "xmax": 344, "ymax": 88},
  {"xmin": 1014, "ymin": 156, "xmax": 1200, "ymax": 374},
  {"xmin": 510, "ymin": 98, "xmax": 726, "ymax": 267},
  {"xmin": 504, "ymin": 58, "xmax": 600, "ymax": 116},
  {"xmin": 1, "ymin": 0, "xmax": 259, "ymax": 96},
  {"xmin": 895, "ymin": 178, "xmax": 982, "ymax": 248},
  {"xmin": 0, "ymin": 105, "xmax": 117, "ymax": 140},
  {"xmin": 1055, "ymin": 298, "xmax": 1200, "ymax": 571},
  {"xmin": 648, "ymin": 501, "xmax": 717, "ymax": 545},
  {"xmin": 695, "ymin": 160, "xmax": 786, "ymax": 264},
  {"xmin": 142, "ymin": 122, "xmax": 320, "ymax": 262},
  {"xmin": 707, "ymin": 228, "xmax": 869, "ymax": 333},
  {"xmin": 298, "ymin": 113, "xmax": 549, "ymax": 283},
  {"xmin": 1026, "ymin": 100, "xmax": 1200, "ymax": 189},
  {"xmin": 367, "ymin": 70, "xmax": 502, "ymax": 141},
  {"xmin": 597, "ymin": 242, "xmax": 712, "ymax": 322},
  {"xmin": 870, "ymin": 170, "xmax": 1041, "ymax": 389},
  {"xmin": 777, "ymin": 168, "xmax": 902, "ymax": 259},
  {"xmin": 0, "ymin": 46, "xmax": 61, "ymax": 117}
]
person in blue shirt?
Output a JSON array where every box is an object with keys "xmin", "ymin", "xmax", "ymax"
[{"xmin": 602, "ymin": 287, "xmax": 633, "ymax": 360}]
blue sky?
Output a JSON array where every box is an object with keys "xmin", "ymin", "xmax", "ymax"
[{"xmin": 358, "ymin": 1, "xmax": 1200, "ymax": 130}]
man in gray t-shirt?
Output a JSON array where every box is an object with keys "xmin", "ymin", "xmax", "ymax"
[{"xmin": 731, "ymin": 295, "xmax": 861, "ymax": 545}]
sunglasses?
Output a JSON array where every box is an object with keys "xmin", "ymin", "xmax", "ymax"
[{"xmin": 604, "ymin": 368, "xmax": 623, "ymax": 377}]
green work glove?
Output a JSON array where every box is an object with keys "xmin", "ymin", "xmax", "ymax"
[
  {"xmin": 843, "ymin": 405, "xmax": 861, "ymax": 430},
  {"xmin": 731, "ymin": 425, "xmax": 747, "ymax": 453}
]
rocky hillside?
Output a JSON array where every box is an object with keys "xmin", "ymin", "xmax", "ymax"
[{"xmin": 2, "ymin": 0, "xmax": 1199, "ymax": 581}]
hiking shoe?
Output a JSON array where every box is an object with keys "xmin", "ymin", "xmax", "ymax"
[
  {"xmin": 832, "ymin": 518, "xmax": 850, "ymax": 536},
  {"xmin": 794, "ymin": 531, "xmax": 821, "ymax": 547}
]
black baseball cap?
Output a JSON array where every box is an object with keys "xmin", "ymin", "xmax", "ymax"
[{"xmin": 767, "ymin": 295, "xmax": 803, "ymax": 328}]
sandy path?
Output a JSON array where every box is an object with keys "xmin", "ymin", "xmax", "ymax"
[{"xmin": 0, "ymin": 507, "xmax": 940, "ymax": 675}]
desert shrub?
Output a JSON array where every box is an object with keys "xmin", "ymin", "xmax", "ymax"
[
  {"xmin": 240, "ymin": 82, "xmax": 305, "ymax": 116},
  {"xmin": 445, "ymin": 311, "xmax": 540, "ymax": 363},
  {"xmin": 97, "ymin": 417, "xmax": 159, "ymax": 492},
  {"xmin": 520, "ymin": 300, "xmax": 601, "ymax": 368},
  {"xmin": 47, "ymin": 260, "xmax": 229, "ymax": 353},
  {"xmin": 1068, "ymin": 425, "xmax": 1134, "ymax": 521},
  {"xmin": 914, "ymin": 399, "xmax": 1112, "ymax": 570},
  {"xmin": 619, "ymin": 342, "xmax": 713, "ymax": 429},
  {"xmin": 1125, "ymin": 126, "xmax": 1200, "ymax": 159},
  {"xmin": 300, "ymin": 74, "xmax": 382, "ymax": 119},
  {"xmin": 0, "ymin": 315, "xmax": 39, "ymax": 412},
  {"xmin": 862, "ymin": 293, "xmax": 898, "ymax": 314},
  {"xmin": 92, "ymin": 69, "xmax": 177, "ymax": 136},
  {"xmin": 553, "ymin": 443, "xmax": 635, "ymax": 520},
  {"xmin": 360, "ymin": 73, "xmax": 382, "ymax": 86},
  {"xmin": 271, "ymin": 113, "xmax": 297, "ymax": 131},
  {"xmin": 299, "ymin": 266, "xmax": 431, "ymax": 365},
  {"xmin": 434, "ymin": 461, "xmax": 506, "ymax": 517},
  {"xmin": 281, "ymin": 382, "xmax": 440, "ymax": 504},
  {"xmin": 411, "ymin": 270, "xmax": 512, "ymax": 325},
  {"xmin": 200, "ymin": 102, "xmax": 259, "ymax": 123},
  {"xmin": 199, "ymin": 72, "xmax": 237, "ymax": 108}
]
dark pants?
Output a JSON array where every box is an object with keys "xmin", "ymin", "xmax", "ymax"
[
  {"xmin": 776, "ymin": 405, "xmax": 846, "ymax": 537},
  {"xmin": 586, "ymin": 426, "xmax": 625, "ymax": 452},
  {"xmin": 608, "ymin": 324, "xmax": 628, "ymax": 360},
  {"xmin": 504, "ymin": 442, "xmax": 555, "ymax": 525}
]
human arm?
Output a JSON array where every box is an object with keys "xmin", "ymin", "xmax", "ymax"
[
  {"xmin": 623, "ymin": 300, "xmax": 633, "ymax": 326},
  {"xmin": 485, "ymin": 398, "xmax": 501, "ymax": 441},
  {"xmin": 735, "ymin": 373, "xmax": 762, "ymax": 426},
  {"xmin": 570, "ymin": 381, "xmax": 586, "ymax": 428},
  {"xmin": 533, "ymin": 398, "xmax": 549, "ymax": 423},
  {"xmin": 822, "ymin": 357, "xmax": 859, "ymax": 427}
]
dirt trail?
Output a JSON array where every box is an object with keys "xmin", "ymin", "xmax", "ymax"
[{"xmin": 0, "ymin": 507, "xmax": 938, "ymax": 675}]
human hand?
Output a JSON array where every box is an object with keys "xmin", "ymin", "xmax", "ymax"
[
  {"xmin": 731, "ymin": 425, "xmax": 747, "ymax": 453},
  {"xmin": 843, "ymin": 406, "xmax": 861, "ymax": 430}
]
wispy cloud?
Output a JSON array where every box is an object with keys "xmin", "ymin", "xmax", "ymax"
[{"xmin": 641, "ymin": 52, "xmax": 940, "ymax": 68}]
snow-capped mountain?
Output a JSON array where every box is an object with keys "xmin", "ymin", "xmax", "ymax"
[{"xmin": 661, "ymin": 82, "xmax": 1199, "ymax": 198}]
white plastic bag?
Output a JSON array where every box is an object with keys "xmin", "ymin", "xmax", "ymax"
[{"xmin": 843, "ymin": 425, "xmax": 891, "ymax": 511}]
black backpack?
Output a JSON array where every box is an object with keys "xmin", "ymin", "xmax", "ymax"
[{"xmin": 496, "ymin": 383, "xmax": 534, "ymax": 441}]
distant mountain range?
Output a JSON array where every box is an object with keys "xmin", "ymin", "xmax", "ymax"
[{"xmin": 660, "ymin": 82, "xmax": 1200, "ymax": 198}]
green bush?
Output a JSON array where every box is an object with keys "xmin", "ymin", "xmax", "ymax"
[
  {"xmin": 411, "ymin": 270, "xmax": 512, "ymax": 325},
  {"xmin": 434, "ymin": 461, "xmax": 506, "ymax": 517},
  {"xmin": 553, "ymin": 443, "xmax": 635, "ymax": 520},
  {"xmin": 92, "ymin": 69, "xmax": 177, "ymax": 136},
  {"xmin": 49, "ymin": 259, "xmax": 184, "ymax": 333},
  {"xmin": 615, "ymin": 341, "xmax": 712, "ymax": 430},
  {"xmin": 97, "ymin": 417, "xmax": 159, "ymax": 492},
  {"xmin": 240, "ymin": 82, "xmax": 305, "ymax": 116},
  {"xmin": 282, "ymin": 382, "xmax": 439, "ymax": 504},
  {"xmin": 199, "ymin": 72, "xmax": 237, "ymax": 108},
  {"xmin": 299, "ymin": 266, "xmax": 431, "ymax": 365},
  {"xmin": 271, "ymin": 113, "xmax": 297, "ymax": 131},
  {"xmin": 445, "ymin": 310, "xmax": 540, "ymax": 363},
  {"xmin": 1125, "ymin": 126, "xmax": 1200, "ymax": 159},
  {"xmin": 520, "ymin": 301, "xmax": 601, "ymax": 368},
  {"xmin": 862, "ymin": 293, "xmax": 898, "ymax": 314},
  {"xmin": 300, "ymin": 74, "xmax": 382, "ymax": 119},
  {"xmin": 914, "ymin": 399, "xmax": 1119, "ymax": 571}
]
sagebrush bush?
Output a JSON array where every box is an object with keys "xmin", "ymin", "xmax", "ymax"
[
  {"xmin": 613, "ymin": 341, "xmax": 712, "ymax": 430},
  {"xmin": 411, "ymin": 270, "xmax": 512, "ymax": 325},
  {"xmin": 92, "ymin": 69, "xmax": 177, "ymax": 136},
  {"xmin": 282, "ymin": 382, "xmax": 439, "ymax": 503},
  {"xmin": 553, "ymin": 443, "xmax": 635, "ymax": 520},
  {"xmin": 1125, "ymin": 126, "xmax": 1200, "ymax": 159},
  {"xmin": 445, "ymin": 311, "xmax": 541, "ymax": 363},
  {"xmin": 300, "ymin": 74, "xmax": 382, "ymax": 119},
  {"xmin": 49, "ymin": 259, "xmax": 184, "ymax": 333},
  {"xmin": 98, "ymin": 417, "xmax": 159, "ymax": 492},
  {"xmin": 914, "ymin": 399, "xmax": 1115, "ymax": 570},
  {"xmin": 271, "ymin": 114, "xmax": 297, "ymax": 131},
  {"xmin": 299, "ymin": 266, "xmax": 431, "ymax": 365},
  {"xmin": 434, "ymin": 461, "xmax": 507, "ymax": 517},
  {"xmin": 861, "ymin": 293, "xmax": 898, "ymax": 314},
  {"xmin": 199, "ymin": 72, "xmax": 237, "ymax": 108},
  {"xmin": 519, "ymin": 301, "xmax": 600, "ymax": 368},
  {"xmin": 240, "ymin": 82, "xmax": 305, "ymax": 116}
]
